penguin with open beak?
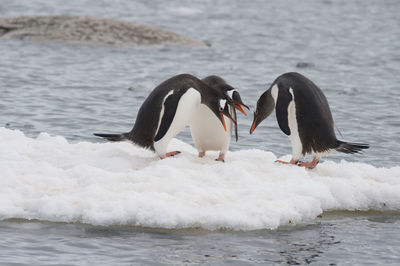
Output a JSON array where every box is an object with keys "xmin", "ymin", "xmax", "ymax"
[
  {"xmin": 189, "ymin": 75, "xmax": 249, "ymax": 162},
  {"xmin": 250, "ymin": 72, "xmax": 369, "ymax": 169},
  {"xmin": 94, "ymin": 74, "xmax": 236, "ymax": 159},
  {"xmin": 200, "ymin": 75, "xmax": 249, "ymax": 117}
]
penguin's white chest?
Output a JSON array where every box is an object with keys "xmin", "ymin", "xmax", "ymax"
[{"xmin": 190, "ymin": 105, "xmax": 232, "ymax": 153}]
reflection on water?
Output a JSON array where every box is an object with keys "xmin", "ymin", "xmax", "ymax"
[{"xmin": 276, "ymin": 224, "xmax": 340, "ymax": 265}]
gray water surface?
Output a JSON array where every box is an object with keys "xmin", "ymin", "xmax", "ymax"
[
  {"xmin": 1, "ymin": 0, "xmax": 400, "ymax": 265},
  {"xmin": 1, "ymin": 212, "xmax": 400, "ymax": 265}
]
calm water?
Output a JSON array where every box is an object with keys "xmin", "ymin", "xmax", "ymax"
[
  {"xmin": 1, "ymin": 0, "xmax": 400, "ymax": 265},
  {"xmin": 1, "ymin": 212, "xmax": 400, "ymax": 265}
]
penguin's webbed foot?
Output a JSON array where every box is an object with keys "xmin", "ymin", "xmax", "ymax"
[
  {"xmin": 298, "ymin": 160, "xmax": 319, "ymax": 169},
  {"xmin": 215, "ymin": 153, "xmax": 225, "ymax": 163},
  {"xmin": 198, "ymin": 151, "xmax": 206, "ymax": 158},
  {"xmin": 160, "ymin": 151, "xmax": 181, "ymax": 159},
  {"xmin": 275, "ymin": 159, "xmax": 299, "ymax": 165},
  {"xmin": 297, "ymin": 157, "xmax": 320, "ymax": 169}
]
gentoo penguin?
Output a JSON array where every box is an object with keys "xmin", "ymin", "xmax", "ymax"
[
  {"xmin": 250, "ymin": 72, "xmax": 369, "ymax": 169},
  {"xmin": 189, "ymin": 75, "xmax": 249, "ymax": 162},
  {"xmin": 94, "ymin": 74, "xmax": 236, "ymax": 159}
]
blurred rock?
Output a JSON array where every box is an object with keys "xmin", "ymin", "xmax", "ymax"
[
  {"xmin": 0, "ymin": 15, "xmax": 206, "ymax": 46},
  {"xmin": 295, "ymin": 62, "xmax": 315, "ymax": 68}
]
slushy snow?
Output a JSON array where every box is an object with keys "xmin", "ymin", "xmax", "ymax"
[{"xmin": 0, "ymin": 127, "xmax": 399, "ymax": 230}]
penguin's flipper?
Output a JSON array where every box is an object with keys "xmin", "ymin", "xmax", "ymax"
[
  {"xmin": 93, "ymin": 133, "xmax": 127, "ymax": 142},
  {"xmin": 154, "ymin": 91, "xmax": 185, "ymax": 142},
  {"xmin": 233, "ymin": 106, "xmax": 238, "ymax": 141},
  {"xmin": 275, "ymin": 90, "xmax": 292, "ymax": 136}
]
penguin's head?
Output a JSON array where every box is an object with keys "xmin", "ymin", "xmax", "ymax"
[
  {"xmin": 250, "ymin": 87, "xmax": 275, "ymax": 134},
  {"xmin": 203, "ymin": 93, "xmax": 236, "ymax": 132},
  {"xmin": 226, "ymin": 89, "xmax": 249, "ymax": 116},
  {"xmin": 202, "ymin": 75, "xmax": 249, "ymax": 115},
  {"xmin": 217, "ymin": 98, "xmax": 236, "ymax": 131}
]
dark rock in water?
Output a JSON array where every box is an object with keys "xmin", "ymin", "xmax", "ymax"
[
  {"xmin": 0, "ymin": 16, "xmax": 206, "ymax": 46},
  {"xmin": 296, "ymin": 62, "xmax": 315, "ymax": 68}
]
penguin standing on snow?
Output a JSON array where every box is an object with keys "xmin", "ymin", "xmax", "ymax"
[
  {"xmin": 250, "ymin": 72, "xmax": 369, "ymax": 169},
  {"xmin": 94, "ymin": 74, "xmax": 236, "ymax": 159},
  {"xmin": 190, "ymin": 75, "xmax": 249, "ymax": 162}
]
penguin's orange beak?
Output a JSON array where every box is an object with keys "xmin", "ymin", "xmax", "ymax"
[
  {"xmin": 220, "ymin": 111, "xmax": 236, "ymax": 131},
  {"xmin": 250, "ymin": 114, "xmax": 258, "ymax": 134},
  {"xmin": 234, "ymin": 103, "xmax": 248, "ymax": 115},
  {"xmin": 220, "ymin": 113, "xmax": 227, "ymax": 131},
  {"xmin": 224, "ymin": 112, "xmax": 236, "ymax": 123}
]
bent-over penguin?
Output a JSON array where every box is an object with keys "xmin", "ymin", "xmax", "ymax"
[
  {"xmin": 250, "ymin": 72, "xmax": 369, "ymax": 169},
  {"xmin": 94, "ymin": 74, "xmax": 236, "ymax": 159},
  {"xmin": 190, "ymin": 75, "xmax": 249, "ymax": 161}
]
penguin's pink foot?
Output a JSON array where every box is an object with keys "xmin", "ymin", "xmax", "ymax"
[
  {"xmin": 215, "ymin": 153, "xmax": 225, "ymax": 162},
  {"xmin": 275, "ymin": 159, "xmax": 299, "ymax": 165},
  {"xmin": 160, "ymin": 151, "xmax": 181, "ymax": 159},
  {"xmin": 298, "ymin": 157, "xmax": 320, "ymax": 169},
  {"xmin": 198, "ymin": 151, "xmax": 206, "ymax": 158}
]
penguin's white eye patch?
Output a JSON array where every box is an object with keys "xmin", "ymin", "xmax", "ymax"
[
  {"xmin": 219, "ymin": 99, "xmax": 227, "ymax": 110},
  {"xmin": 227, "ymin": 90, "xmax": 235, "ymax": 99}
]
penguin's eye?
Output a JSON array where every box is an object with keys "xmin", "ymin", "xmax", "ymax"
[{"xmin": 219, "ymin": 99, "xmax": 227, "ymax": 111}]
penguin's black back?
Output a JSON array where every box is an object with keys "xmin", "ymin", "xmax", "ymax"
[
  {"xmin": 201, "ymin": 75, "xmax": 227, "ymax": 89},
  {"xmin": 201, "ymin": 75, "xmax": 235, "ymax": 94},
  {"xmin": 275, "ymin": 72, "xmax": 338, "ymax": 154}
]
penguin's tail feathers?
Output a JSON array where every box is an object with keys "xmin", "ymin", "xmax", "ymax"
[
  {"xmin": 335, "ymin": 141, "xmax": 369, "ymax": 154},
  {"xmin": 93, "ymin": 133, "xmax": 128, "ymax": 142}
]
